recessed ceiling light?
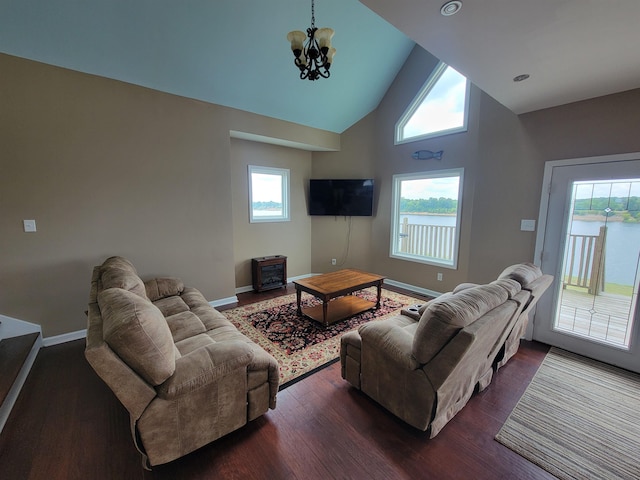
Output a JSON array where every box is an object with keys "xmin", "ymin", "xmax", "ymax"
[
  {"xmin": 513, "ymin": 74, "xmax": 530, "ymax": 82},
  {"xmin": 441, "ymin": 1, "xmax": 462, "ymax": 16}
]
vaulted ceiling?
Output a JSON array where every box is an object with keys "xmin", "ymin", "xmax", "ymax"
[
  {"xmin": 0, "ymin": 0, "xmax": 414, "ymax": 134},
  {"xmin": 2, "ymin": 0, "xmax": 639, "ymax": 134},
  {"xmin": 362, "ymin": 0, "xmax": 640, "ymax": 115}
]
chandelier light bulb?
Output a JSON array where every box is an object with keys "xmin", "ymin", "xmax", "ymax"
[
  {"xmin": 314, "ymin": 27, "xmax": 334, "ymax": 52},
  {"xmin": 287, "ymin": 30, "xmax": 306, "ymax": 56},
  {"xmin": 326, "ymin": 47, "xmax": 336, "ymax": 65}
]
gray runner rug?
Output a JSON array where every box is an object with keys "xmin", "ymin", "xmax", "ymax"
[{"xmin": 495, "ymin": 347, "xmax": 640, "ymax": 480}]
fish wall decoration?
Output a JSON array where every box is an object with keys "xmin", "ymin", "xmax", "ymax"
[{"xmin": 412, "ymin": 150, "xmax": 443, "ymax": 160}]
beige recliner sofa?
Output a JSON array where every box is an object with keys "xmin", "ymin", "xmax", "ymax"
[
  {"xmin": 85, "ymin": 256, "xmax": 279, "ymax": 467},
  {"xmin": 340, "ymin": 263, "xmax": 552, "ymax": 436}
]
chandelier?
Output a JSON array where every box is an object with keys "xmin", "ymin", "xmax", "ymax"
[{"xmin": 287, "ymin": 0, "xmax": 335, "ymax": 81}]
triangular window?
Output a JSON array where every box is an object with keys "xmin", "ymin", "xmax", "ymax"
[{"xmin": 395, "ymin": 62, "xmax": 469, "ymax": 144}]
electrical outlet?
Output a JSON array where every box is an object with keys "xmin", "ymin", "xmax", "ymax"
[
  {"xmin": 331, "ymin": 258, "xmax": 337, "ymax": 266},
  {"xmin": 437, "ymin": 272, "xmax": 443, "ymax": 281}
]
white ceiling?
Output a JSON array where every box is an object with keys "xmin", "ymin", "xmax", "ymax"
[
  {"xmin": 362, "ymin": 0, "xmax": 640, "ymax": 114},
  {"xmin": 2, "ymin": 0, "xmax": 639, "ymax": 133}
]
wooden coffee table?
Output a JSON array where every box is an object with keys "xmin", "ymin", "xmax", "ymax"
[{"xmin": 293, "ymin": 269, "xmax": 386, "ymax": 326}]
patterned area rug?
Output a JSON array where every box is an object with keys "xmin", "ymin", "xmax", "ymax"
[
  {"xmin": 223, "ymin": 288, "xmax": 427, "ymax": 388},
  {"xmin": 496, "ymin": 347, "xmax": 640, "ymax": 480}
]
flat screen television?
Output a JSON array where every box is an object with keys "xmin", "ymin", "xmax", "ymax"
[{"xmin": 308, "ymin": 179, "xmax": 375, "ymax": 216}]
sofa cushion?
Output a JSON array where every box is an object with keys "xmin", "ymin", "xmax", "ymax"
[
  {"xmin": 101, "ymin": 255, "xmax": 137, "ymax": 272},
  {"xmin": 153, "ymin": 296, "xmax": 190, "ymax": 317},
  {"xmin": 412, "ymin": 284, "xmax": 509, "ymax": 364},
  {"xmin": 166, "ymin": 311, "xmax": 207, "ymax": 342},
  {"xmin": 452, "ymin": 283, "xmax": 478, "ymax": 294},
  {"xmin": 145, "ymin": 277, "xmax": 185, "ymax": 302},
  {"xmin": 498, "ymin": 263, "xmax": 542, "ymax": 288},
  {"xmin": 100, "ymin": 257, "xmax": 148, "ymax": 299},
  {"xmin": 491, "ymin": 278, "xmax": 522, "ymax": 297},
  {"xmin": 175, "ymin": 333, "xmax": 215, "ymax": 356},
  {"xmin": 98, "ymin": 288, "xmax": 176, "ymax": 385}
]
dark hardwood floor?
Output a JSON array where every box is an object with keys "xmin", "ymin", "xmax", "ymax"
[
  {"xmin": 0, "ymin": 332, "xmax": 39, "ymax": 406},
  {"xmin": 0, "ymin": 285, "xmax": 554, "ymax": 480}
]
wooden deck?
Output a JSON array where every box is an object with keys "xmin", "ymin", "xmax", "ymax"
[{"xmin": 556, "ymin": 288, "xmax": 636, "ymax": 347}]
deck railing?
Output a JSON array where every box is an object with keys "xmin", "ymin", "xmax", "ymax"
[
  {"xmin": 563, "ymin": 225, "xmax": 607, "ymax": 295},
  {"xmin": 398, "ymin": 217, "xmax": 456, "ymax": 261},
  {"xmin": 397, "ymin": 219, "xmax": 608, "ymax": 294}
]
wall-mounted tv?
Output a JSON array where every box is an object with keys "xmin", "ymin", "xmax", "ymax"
[{"xmin": 308, "ymin": 179, "xmax": 375, "ymax": 216}]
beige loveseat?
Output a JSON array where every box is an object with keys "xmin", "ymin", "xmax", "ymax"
[
  {"xmin": 85, "ymin": 256, "xmax": 279, "ymax": 467},
  {"xmin": 340, "ymin": 263, "xmax": 552, "ymax": 436}
]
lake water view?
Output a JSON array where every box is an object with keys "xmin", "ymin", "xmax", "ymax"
[
  {"xmin": 570, "ymin": 219, "xmax": 639, "ymax": 287},
  {"xmin": 401, "ymin": 214, "xmax": 639, "ymax": 287}
]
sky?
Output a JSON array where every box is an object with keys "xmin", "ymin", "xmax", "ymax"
[
  {"xmin": 251, "ymin": 172, "xmax": 282, "ymax": 203},
  {"xmin": 403, "ymin": 65, "xmax": 467, "ymax": 139},
  {"xmin": 573, "ymin": 179, "xmax": 640, "ymax": 200},
  {"xmin": 401, "ymin": 176, "xmax": 460, "ymax": 199}
]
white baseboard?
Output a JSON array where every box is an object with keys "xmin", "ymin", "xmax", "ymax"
[
  {"xmin": 42, "ymin": 329, "xmax": 87, "ymax": 347},
  {"xmin": 2, "ymin": 275, "xmax": 439, "ymax": 345},
  {"xmin": 209, "ymin": 295, "xmax": 239, "ymax": 308},
  {"xmin": 235, "ymin": 285, "xmax": 255, "ymax": 294},
  {"xmin": 234, "ymin": 275, "xmax": 441, "ymax": 301},
  {"xmin": 289, "ymin": 273, "xmax": 316, "ymax": 281},
  {"xmin": 0, "ymin": 274, "xmax": 439, "ymax": 434},
  {"xmin": 0, "ymin": 333, "xmax": 42, "ymax": 434},
  {"xmin": 383, "ymin": 278, "xmax": 442, "ymax": 299},
  {"xmin": 234, "ymin": 273, "xmax": 315, "ymax": 295},
  {"xmin": 0, "ymin": 314, "xmax": 41, "ymax": 341}
]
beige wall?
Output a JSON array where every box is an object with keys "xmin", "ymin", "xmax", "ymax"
[
  {"xmin": 311, "ymin": 46, "xmax": 640, "ymax": 293},
  {"xmin": 465, "ymin": 92, "xmax": 543, "ymax": 281},
  {"xmin": 3, "ymin": 47, "xmax": 640, "ymax": 337},
  {"xmin": 230, "ymin": 139, "xmax": 312, "ymax": 288},
  {"xmin": 367, "ymin": 47, "xmax": 482, "ymax": 291},
  {"xmin": 0, "ymin": 53, "xmax": 333, "ymax": 337},
  {"xmin": 309, "ymin": 46, "xmax": 490, "ymax": 292},
  {"xmin": 228, "ymin": 108, "xmax": 340, "ymax": 152},
  {"xmin": 310, "ymin": 113, "xmax": 378, "ymax": 273},
  {"xmin": 519, "ymin": 88, "xmax": 640, "ymax": 161}
]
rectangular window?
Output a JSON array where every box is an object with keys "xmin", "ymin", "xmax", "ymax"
[
  {"xmin": 248, "ymin": 165, "xmax": 290, "ymax": 223},
  {"xmin": 390, "ymin": 169, "xmax": 463, "ymax": 268}
]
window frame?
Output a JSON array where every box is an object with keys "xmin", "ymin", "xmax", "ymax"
[
  {"xmin": 248, "ymin": 165, "xmax": 290, "ymax": 223},
  {"xmin": 395, "ymin": 62, "xmax": 470, "ymax": 145},
  {"xmin": 389, "ymin": 168, "xmax": 464, "ymax": 269}
]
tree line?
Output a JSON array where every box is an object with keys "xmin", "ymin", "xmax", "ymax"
[
  {"xmin": 252, "ymin": 201, "xmax": 282, "ymax": 210},
  {"xmin": 400, "ymin": 197, "xmax": 457, "ymax": 214},
  {"xmin": 574, "ymin": 196, "xmax": 640, "ymax": 222}
]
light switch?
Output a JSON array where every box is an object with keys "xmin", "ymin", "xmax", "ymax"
[
  {"xmin": 23, "ymin": 219, "xmax": 37, "ymax": 232},
  {"xmin": 520, "ymin": 219, "xmax": 536, "ymax": 232}
]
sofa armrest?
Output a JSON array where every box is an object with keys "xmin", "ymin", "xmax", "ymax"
[
  {"xmin": 85, "ymin": 302, "xmax": 157, "ymax": 420},
  {"xmin": 244, "ymin": 347, "xmax": 279, "ymax": 410},
  {"xmin": 359, "ymin": 321, "xmax": 420, "ymax": 370},
  {"xmin": 524, "ymin": 274, "xmax": 554, "ymax": 309},
  {"xmin": 401, "ymin": 304, "xmax": 427, "ymax": 321},
  {"xmin": 144, "ymin": 277, "xmax": 185, "ymax": 302},
  {"xmin": 85, "ymin": 341, "xmax": 157, "ymax": 420},
  {"xmin": 156, "ymin": 341, "xmax": 254, "ymax": 399}
]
